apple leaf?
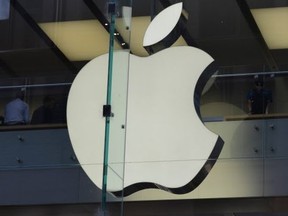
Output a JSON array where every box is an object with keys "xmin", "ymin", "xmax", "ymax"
[{"xmin": 143, "ymin": 2, "xmax": 183, "ymax": 47}]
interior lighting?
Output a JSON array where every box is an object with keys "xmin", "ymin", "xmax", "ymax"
[{"xmin": 251, "ymin": 7, "xmax": 288, "ymax": 49}]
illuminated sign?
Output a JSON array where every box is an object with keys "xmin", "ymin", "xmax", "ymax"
[{"xmin": 67, "ymin": 2, "xmax": 223, "ymax": 197}]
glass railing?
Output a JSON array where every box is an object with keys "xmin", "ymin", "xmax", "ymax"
[{"xmin": 2, "ymin": 63, "xmax": 288, "ymax": 204}]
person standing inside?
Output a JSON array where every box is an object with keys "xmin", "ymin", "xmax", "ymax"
[
  {"xmin": 4, "ymin": 88, "xmax": 29, "ymax": 125},
  {"xmin": 30, "ymin": 95, "xmax": 56, "ymax": 124},
  {"xmin": 247, "ymin": 79, "xmax": 272, "ymax": 115}
]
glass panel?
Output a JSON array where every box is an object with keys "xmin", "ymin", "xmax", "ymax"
[
  {"xmin": 1, "ymin": 0, "xmax": 288, "ymax": 214},
  {"xmin": 201, "ymin": 71, "xmax": 267, "ymax": 159},
  {"xmin": 0, "ymin": 0, "xmax": 131, "ymax": 213},
  {"xmin": 102, "ymin": 0, "xmax": 132, "ymax": 215}
]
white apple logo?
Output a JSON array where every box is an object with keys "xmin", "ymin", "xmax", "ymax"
[{"xmin": 67, "ymin": 2, "xmax": 223, "ymax": 197}]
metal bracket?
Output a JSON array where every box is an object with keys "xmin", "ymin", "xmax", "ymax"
[{"xmin": 103, "ymin": 105, "xmax": 112, "ymax": 117}]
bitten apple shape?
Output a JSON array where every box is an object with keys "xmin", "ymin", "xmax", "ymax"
[{"xmin": 67, "ymin": 46, "xmax": 223, "ymax": 196}]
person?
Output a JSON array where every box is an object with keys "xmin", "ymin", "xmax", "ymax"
[
  {"xmin": 0, "ymin": 116, "xmax": 4, "ymax": 125},
  {"xmin": 247, "ymin": 79, "xmax": 272, "ymax": 114},
  {"xmin": 30, "ymin": 96, "xmax": 56, "ymax": 124},
  {"xmin": 4, "ymin": 89, "xmax": 29, "ymax": 125}
]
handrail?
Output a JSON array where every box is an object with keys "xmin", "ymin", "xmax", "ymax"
[{"xmin": 0, "ymin": 123, "xmax": 67, "ymax": 131}]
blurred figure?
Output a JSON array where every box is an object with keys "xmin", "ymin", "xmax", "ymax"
[
  {"xmin": 0, "ymin": 116, "xmax": 4, "ymax": 125},
  {"xmin": 4, "ymin": 89, "xmax": 29, "ymax": 125},
  {"xmin": 31, "ymin": 96, "xmax": 56, "ymax": 124},
  {"xmin": 247, "ymin": 79, "xmax": 272, "ymax": 114},
  {"xmin": 51, "ymin": 95, "xmax": 68, "ymax": 124}
]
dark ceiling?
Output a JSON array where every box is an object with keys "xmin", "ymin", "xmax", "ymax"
[{"xmin": 0, "ymin": 0, "xmax": 287, "ymax": 80}]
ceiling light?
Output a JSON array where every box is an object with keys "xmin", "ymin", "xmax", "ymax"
[
  {"xmin": 39, "ymin": 20, "xmax": 121, "ymax": 61},
  {"xmin": 251, "ymin": 7, "xmax": 288, "ymax": 49}
]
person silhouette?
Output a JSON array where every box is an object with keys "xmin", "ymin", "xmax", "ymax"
[
  {"xmin": 247, "ymin": 79, "xmax": 272, "ymax": 115},
  {"xmin": 31, "ymin": 96, "xmax": 56, "ymax": 124},
  {"xmin": 4, "ymin": 88, "xmax": 29, "ymax": 125}
]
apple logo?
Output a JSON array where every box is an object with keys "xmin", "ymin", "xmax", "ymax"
[{"xmin": 66, "ymin": 2, "xmax": 224, "ymax": 197}]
